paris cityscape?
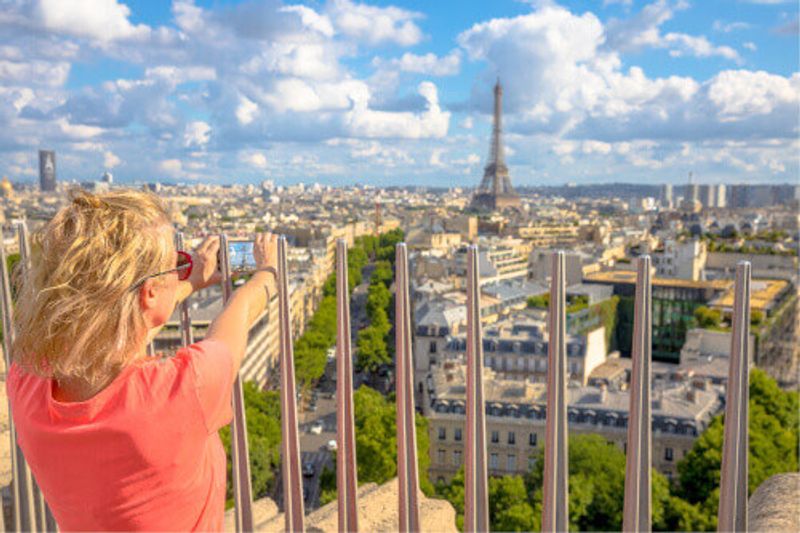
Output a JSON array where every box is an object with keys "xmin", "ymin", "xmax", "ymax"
[{"xmin": 0, "ymin": 0, "xmax": 798, "ymax": 532}]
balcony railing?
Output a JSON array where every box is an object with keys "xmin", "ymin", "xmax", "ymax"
[{"xmin": 0, "ymin": 227, "xmax": 752, "ymax": 532}]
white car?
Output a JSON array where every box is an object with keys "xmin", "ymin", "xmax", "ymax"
[
  {"xmin": 309, "ymin": 422, "xmax": 324, "ymax": 435},
  {"xmin": 326, "ymin": 439, "xmax": 338, "ymax": 451}
]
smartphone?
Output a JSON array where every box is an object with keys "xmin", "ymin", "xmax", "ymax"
[{"xmin": 219, "ymin": 240, "xmax": 257, "ymax": 271}]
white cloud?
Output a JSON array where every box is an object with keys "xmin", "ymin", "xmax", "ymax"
[
  {"xmin": 327, "ymin": 0, "xmax": 423, "ymax": 46},
  {"xmin": 0, "ymin": 0, "xmax": 794, "ymax": 185},
  {"xmin": 712, "ymin": 20, "xmax": 751, "ymax": 33},
  {"xmin": 145, "ymin": 65, "xmax": 217, "ymax": 84},
  {"xmin": 581, "ymin": 140, "xmax": 613, "ymax": 154},
  {"xmin": 240, "ymin": 151, "xmax": 268, "ymax": 169},
  {"xmin": 345, "ymin": 81, "xmax": 450, "ymax": 139},
  {"xmin": 158, "ymin": 159, "xmax": 182, "ymax": 176},
  {"xmin": 377, "ymin": 51, "xmax": 461, "ymax": 76},
  {"xmin": 183, "ymin": 121, "xmax": 211, "ymax": 148},
  {"xmin": 279, "ymin": 5, "xmax": 334, "ymax": 37},
  {"xmin": 56, "ymin": 118, "xmax": 104, "ymax": 139},
  {"xmin": 34, "ymin": 0, "xmax": 151, "ymax": 43},
  {"xmin": 743, "ymin": 42, "xmax": 757, "ymax": 51},
  {"xmin": 707, "ymin": 70, "xmax": 800, "ymax": 120},
  {"xmin": 662, "ymin": 33, "xmax": 740, "ymax": 61},
  {"xmin": 430, "ymin": 148, "xmax": 445, "ymax": 166},
  {"xmin": 103, "ymin": 150, "xmax": 121, "ymax": 168},
  {"xmin": 236, "ymin": 96, "xmax": 259, "ymax": 125},
  {"xmin": 606, "ymin": 1, "xmax": 740, "ymax": 61},
  {"xmin": 0, "ymin": 59, "xmax": 70, "ymax": 87}
]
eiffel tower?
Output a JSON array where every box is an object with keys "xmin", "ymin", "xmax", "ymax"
[{"xmin": 470, "ymin": 79, "xmax": 521, "ymax": 211}]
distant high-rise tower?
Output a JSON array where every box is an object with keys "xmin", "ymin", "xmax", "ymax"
[
  {"xmin": 716, "ymin": 184, "xmax": 727, "ymax": 208},
  {"xmin": 470, "ymin": 79, "xmax": 520, "ymax": 211},
  {"xmin": 662, "ymin": 184, "xmax": 674, "ymax": 209},
  {"xmin": 681, "ymin": 172, "xmax": 701, "ymax": 213},
  {"xmin": 39, "ymin": 150, "xmax": 56, "ymax": 192}
]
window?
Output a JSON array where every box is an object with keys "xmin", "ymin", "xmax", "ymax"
[
  {"xmin": 507, "ymin": 454, "xmax": 517, "ymax": 471},
  {"xmin": 528, "ymin": 456, "xmax": 536, "ymax": 471},
  {"xmin": 454, "ymin": 428, "xmax": 462, "ymax": 442},
  {"xmin": 508, "ymin": 432, "xmax": 516, "ymax": 445},
  {"xmin": 437, "ymin": 449, "xmax": 446, "ymax": 464},
  {"xmin": 529, "ymin": 433, "xmax": 538, "ymax": 446},
  {"xmin": 453, "ymin": 450, "xmax": 462, "ymax": 466},
  {"xmin": 430, "ymin": 341, "xmax": 437, "ymax": 354},
  {"xmin": 490, "ymin": 453, "xmax": 499, "ymax": 469},
  {"xmin": 438, "ymin": 427, "xmax": 446, "ymax": 441},
  {"xmin": 665, "ymin": 447, "xmax": 674, "ymax": 462},
  {"xmin": 491, "ymin": 431, "xmax": 500, "ymax": 443}
]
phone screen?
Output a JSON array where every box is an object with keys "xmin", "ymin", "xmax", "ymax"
[{"xmin": 228, "ymin": 241, "xmax": 256, "ymax": 270}]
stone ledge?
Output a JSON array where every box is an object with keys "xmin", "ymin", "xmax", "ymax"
[
  {"xmin": 225, "ymin": 478, "xmax": 457, "ymax": 532},
  {"xmin": 748, "ymin": 472, "xmax": 800, "ymax": 532}
]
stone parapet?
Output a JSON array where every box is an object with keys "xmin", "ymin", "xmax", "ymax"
[
  {"xmin": 225, "ymin": 478, "xmax": 457, "ymax": 532},
  {"xmin": 748, "ymin": 472, "xmax": 800, "ymax": 532}
]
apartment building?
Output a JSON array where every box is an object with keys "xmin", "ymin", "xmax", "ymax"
[{"xmin": 425, "ymin": 360, "xmax": 722, "ymax": 484}]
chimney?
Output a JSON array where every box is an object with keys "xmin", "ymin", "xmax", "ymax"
[
  {"xmin": 599, "ymin": 383, "xmax": 608, "ymax": 403},
  {"xmin": 652, "ymin": 389, "xmax": 662, "ymax": 411},
  {"xmin": 686, "ymin": 388, "xmax": 697, "ymax": 404}
]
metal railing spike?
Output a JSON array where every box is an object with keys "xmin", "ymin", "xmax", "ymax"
[
  {"xmin": 277, "ymin": 235, "xmax": 305, "ymax": 532},
  {"xmin": 219, "ymin": 234, "xmax": 255, "ymax": 532},
  {"xmin": 395, "ymin": 243, "xmax": 421, "ymax": 532},
  {"xmin": 1, "ymin": 234, "xmax": 29, "ymax": 532},
  {"xmin": 175, "ymin": 232, "xmax": 194, "ymax": 346},
  {"xmin": 718, "ymin": 261, "xmax": 751, "ymax": 532},
  {"xmin": 336, "ymin": 240, "xmax": 359, "ymax": 532},
  {"xmin": 464, "ymin": 244, "xmax": 489, "ymax": 533},
  {"xmin": 542, "ymin": 251, "xmax": 569, "ymax": 533},
  {"xmin": 623, "ymin": 255, "xmax": 652, "ymax": 532},
  {"xmin": 15, "ymin": 221, "xmax": 53, "ymax": 533}
]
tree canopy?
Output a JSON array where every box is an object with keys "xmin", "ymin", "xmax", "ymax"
[
  {"xmin": 219, "ymin": 381, "xmax": 282, "ymax": 509},
  {"xmin": 433, "ymin": 369, "xmax": 798, "ymax": 532}
]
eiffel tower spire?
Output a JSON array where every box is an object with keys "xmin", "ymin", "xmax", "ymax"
[{"xmin": 471, "ymin": 78, "xmax": 521, "ymax": 211}]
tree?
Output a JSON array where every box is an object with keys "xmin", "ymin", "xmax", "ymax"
[
  {"xmin": 371, "ymin": 260, "xmax": 394, "ymax": 288},
  {"xmin": 219, "ymin": 382, "xmax": 282, "ymax": 509},
  {"xmin": 527, "ymin": 294, "xmax": 549, "ymax": 309},
  {"xmin": 356, "ymin": 325, "xmax": 390, "ymax": 372},
  {"xmin": 353, "ymin": 387, "xmax": 433, "ymax": 494},
  {"xmin": 488, "ymin": 476, "xmax": 536, "ymax": 532},
  {"xmin": 676, "ymin": 368, "xmax": 799, "ymax": 528},
  {"xmin": 435, "ymin": 467, "xmax": 466, "ymax": 531},
  {"xmin": 366, "ymin": 282, "xmax": 392, "ymax": 321},
  {"xmin": 525, "ymin": 434, "xmax": 673, "ymax": 532},
  {"xmin": 694, "ymin": 306, "xmax": 722, "ymax": 329},
  {"xmin": 750, "ymin": 310, "xmax": 764, "ymax": 327}
]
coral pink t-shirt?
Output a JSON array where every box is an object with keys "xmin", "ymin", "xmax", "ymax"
[{"xmin": 6, "ymin": 339, "xmax": 233, "ymax": 531}]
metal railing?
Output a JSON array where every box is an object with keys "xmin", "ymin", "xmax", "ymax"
[{"xmin": 0, "ymin": 235, "xmax": 753, "ymax": 533}]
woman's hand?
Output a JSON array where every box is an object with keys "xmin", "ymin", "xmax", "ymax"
[
  {"xmin": 188, "ymin": 235, "xmax": 223, "ymax": 292},
  {"xmin": 253, "ymin": 233, "xmax": 278, "ymax": 294}
]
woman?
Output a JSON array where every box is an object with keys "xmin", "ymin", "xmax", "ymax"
[{"xmin": 6, "ymin": 189, "xmax": 277, "ymax": 531}]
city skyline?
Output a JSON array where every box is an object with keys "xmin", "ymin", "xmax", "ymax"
[{"xmin": 0, "ymin": 0, "xmax": 798, "ymax": 187}]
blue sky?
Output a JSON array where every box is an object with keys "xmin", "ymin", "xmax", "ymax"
[{"xmin": 0, "ymin": 0, "xmax": 797, "ymax": 187}]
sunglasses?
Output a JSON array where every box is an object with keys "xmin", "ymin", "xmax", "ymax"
[{"xmin": 128, "ymin": 251, "xmax": 193, "ymax": 292}]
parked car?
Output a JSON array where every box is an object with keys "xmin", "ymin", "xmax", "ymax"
[
  {"xmin": 302, "ymin": 462, "xmax": 315, "ymax": 478},
  {"xmin": 309, "ymin": 421, "xmax": 324, "ymax": 435},
  {"xmin": 303, "ymin": 486, "xmax": 310, "ymax": 502},
  {"xmin": 326, "ymin": 439, "xmax": 338, "ymax": 451}
]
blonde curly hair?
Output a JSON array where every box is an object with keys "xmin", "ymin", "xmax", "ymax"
[{"xmin": 12, "ymin": 188, "xmax": 173, "ymax": 386}]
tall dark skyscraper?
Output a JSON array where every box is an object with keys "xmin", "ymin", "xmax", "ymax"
[
  {"xmin": 470, "ymin": 79, "xmax": 521, "ymax": 212},
  {"xmin": 38, "ymin": 150, "xmax": 56, "ymax": 192}
]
